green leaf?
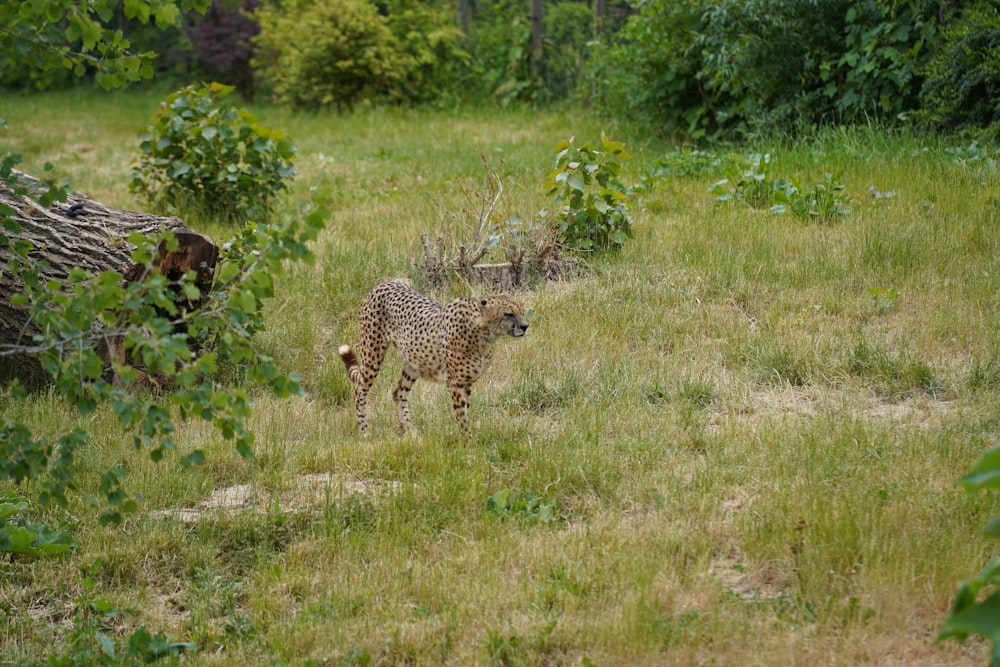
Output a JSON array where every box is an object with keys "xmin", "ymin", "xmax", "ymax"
[
  {"xmin": 940, "ymin": 590, "xmax": 1000, "ymax": 642},
  {"xmin": 984, "ymin": 517, "xmax": 1000, "ymax": 538},
  {"xmin": 153, "ymin": 2, "xmax": 181, "ymax": 27},
  {"xmin": 123, "ymin": 0, "xmax": 152, "ymax": 22},
  {"xmin": 959, "ymin": 446, "xmax": 1000, "ymax": 492},
  {"xmin": 0, "ymin": 523, "xmax": 76, "ymax": 557},
  {"xmin": 566, "ymin": 172, "xmax": 585, "ymax": 193},
  {"xmin": 0, "ymin": 496, "xmax": 30, "ymax": 521}
]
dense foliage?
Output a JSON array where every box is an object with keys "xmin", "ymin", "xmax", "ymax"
[
  {"xmin": 920, "ymin": 1, "xmax": 1000, "ymax": 133},
  {"xmin": 382, "ymin": 0, "xmax": 469, "ymax": 107},
  {"xmin": 4, "ymin": 0, "xmax": 999, "ymax": 139},
  {"xmin": 254, "ymin": 0, "xmax": 390, "ymax": 110},
  {"xmin": 253, "ymin": 0, "xmax": 466, "ymax": 110},
  {"xmin": 0, "ymin": 0, "xmax": 209, "ymax": 89},
  {"xmin": 591, "ymin": 0, "xmax": 947, "ymax": 139},
  {"xmin": 130, "ymin": 81, "xmax": 295, "ymax": 223}
]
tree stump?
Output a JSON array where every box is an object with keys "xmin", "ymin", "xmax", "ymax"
[
  {"xmin": 0, "ymin": 172, "xmax": 218, "ymax": 387},
  {"xmin": 412, "ymin": 233, "xmax": 579, "ymax": 292}
]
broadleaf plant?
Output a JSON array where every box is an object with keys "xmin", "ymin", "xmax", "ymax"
[
  {"xmin": 0, "ymin": 180, "xmax": 327, "ymax": 523},
  {"xmin": 545, "ymin": 133, "xmax": 633, "ymax": 252},
  {"xmin": 130, "ymin": 82, "xmax": 296, "ymax": 224},
  {"xmin": 940, "ymin": 444, "xmax": 1000, "ymax": 662},
  {"xmin": 0, "ymin": 494, "xmax": 76, "ymax": 558}
]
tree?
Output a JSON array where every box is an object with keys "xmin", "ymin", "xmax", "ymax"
[
  {"xmin": 0, "ymin": 0, "xmax": 325, "ymax": 525},
  {"xmin": 0, "ymin": 0, "xmax": 211, "ymax": 89}
]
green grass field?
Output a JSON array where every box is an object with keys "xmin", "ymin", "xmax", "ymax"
[{"xmin": 3, "ymin": 88, "xmax": 1000, "ymax": 665}]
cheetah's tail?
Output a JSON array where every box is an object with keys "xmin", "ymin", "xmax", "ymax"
[{"xmin": 339, "ymin": 345, "xmax": 362, "ymax": 384}]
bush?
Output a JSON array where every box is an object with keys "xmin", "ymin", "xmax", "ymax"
[
  {"xmin": 920, "ymin": 1, "xmax": 1000, "ymax": 132},
  {"xmin": 545, "ymin": 134, "xmax": 632, "ymax": 251},
  {"xmin": 591, "ymin": 0, "xmax": 938, "ymax": 140},
  {"xmin": 590, "ymin": 0, "xmax": 707, "ymax": 138},
  {"xmin": 252, "ymin": 0, "xmax": 404, "ymax": 110},
  {"xmin": 830, "ymin": 0, "xmax": 937, "ymax": 122},
  {"xmin": 129, "ymin": 82, "xmax": 295, "ymax": 224},
  {"xmin": 381, "ymin": 0, "xmax": 468, "ymax": 106},
  {"xmin": 460, "ymin": 1, "xmax": 535, "ymax": 107}
]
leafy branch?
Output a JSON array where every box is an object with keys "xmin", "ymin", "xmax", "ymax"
[{"xmin": 0, "ymin": 207, "xmax": 327, "ymax": 524}]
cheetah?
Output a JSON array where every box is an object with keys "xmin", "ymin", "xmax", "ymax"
[{"xmin": 339, "ymin": 281, "xmax": 528, "ymax": 435}]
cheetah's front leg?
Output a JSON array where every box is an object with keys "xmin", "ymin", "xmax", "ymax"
[
  {"xmin": 448, "ymin": 383, "xmax": 473, "ymax": 436},
  {"xmin": 393, "ymin": 365, "xmax": 418, "ymax": 434}
]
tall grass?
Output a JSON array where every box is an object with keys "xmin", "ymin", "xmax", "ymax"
[{"xmin": 2, "ymin": 89, "xmax": 999, "ymax": 665}]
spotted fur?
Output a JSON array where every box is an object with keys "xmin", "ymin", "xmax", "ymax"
[{"xmin": 339, "ymin": 281, "xmax": 528, "ymax": 435}]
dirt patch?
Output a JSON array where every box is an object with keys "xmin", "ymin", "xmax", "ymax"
[
  {"xmin": 723, "ymin": 386, "xmax": 958, "ymax": 426},
  {"xmin": 151, "ymin": 473, "xmax": 403, "ymax": 523},
  {"xmin": 706, "ymin": 552, "xmax": 789, "ymax": 602}
]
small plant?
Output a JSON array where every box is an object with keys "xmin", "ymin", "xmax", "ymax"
[
  {"xmin": 772, "ymin": 173, "xmax": 850, "ymax": 221},
  {"xmin": 48, "ymin": 561, "xmax": 195, "ymax": 666},
  {"xmin": 485, "ymin": 487, "xmax": 559, "ymax": 524},
  {"xmin": 485, "ymin": 626, "xmax": 522, "ymax": 666},
  {"xmin": 867, "ymin": 287, "xmax": 899, "ymax": 315},
  {"xmin": 709, "ymin": 153, "xmax": 777, "ymax": 209},
  {"xmin": 0, "ymin": 494, "xmax": 75, "ymax": 557},
  {"xmin": 130, "ymin": 82, "xmax": 296, "ymax": 224},
  {"xmin": 545, "ymin": 133, "xmax": 633, "ymax": 252},
  {"xmin": 712, "ymin": 157, "xmax": 850, "ymax": 221},
  {"xmin": 940, "ymin": 445, "xmax": 1000, "ymax": 659}
]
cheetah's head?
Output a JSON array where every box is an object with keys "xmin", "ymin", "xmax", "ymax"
[{"xmin": 480, "ymin": 296, "xmax": 529, "ymax": 339}]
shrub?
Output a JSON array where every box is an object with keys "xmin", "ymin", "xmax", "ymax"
[
  {"xmin": 252, "ymin": 0, "xmax": 404, "ymax": 111},
  {"xmin": 545, "ymin": 133, "xmax": 632, "ymax": 251},
  {"xmin": 829, "ymin": 0, "xmax": 937, "ymax": 122},
  {"xmin": 920, "ymin": 1, "xmax": 1000, "ymax": 132},
  {"xmin": 462, "ymin": 5, "xmax": 535, "ymax": 107},
  {"xmin": 129, "ymin": 82, "xmax": 295, "ymax": 224},
  {"xmin": 382, "ymin": 0, "xmax": 468, "ymax": 106},
  {"xmin": 590, "ymin": 0, "xmax": 707, "ymax": 138},
  {"xmin": 591, "ymin": 0, "xmax": 938, "ymax": 140}
]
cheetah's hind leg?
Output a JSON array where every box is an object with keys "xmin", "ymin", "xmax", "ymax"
[
  {"xmin": 339, "ymin": 344, "xmax": 380, "ymax": 436},
  {"xmin": 393, "ymin": 364, "xmax": 419, "ymax": 434}
]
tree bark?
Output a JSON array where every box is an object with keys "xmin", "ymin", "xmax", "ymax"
[
  {"xmin": 0, "ymin": 172, "xmax": 218, "ymax": 387},
  {"xmin": 530, "ymin": 0, "xmax": 543, "ymax": 84},
  {"xmin": 458, "ymin": 0, "xmax": 470, "ymax": 33}
]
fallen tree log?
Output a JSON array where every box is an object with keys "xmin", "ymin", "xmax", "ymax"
[{"xmin": 0, "ymin": 172, "xmax": 218, "ymax": 387}]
